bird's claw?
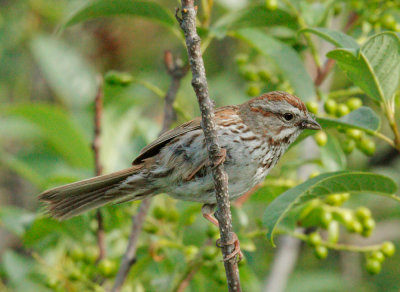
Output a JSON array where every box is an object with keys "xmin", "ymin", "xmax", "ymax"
[
  {"xmin": 216, "ymin": 232, "xmax": 243, "ymax": 263},
  {"xmin": 212, "ymin": 148, "xmax": 226, "ymax": 168}
]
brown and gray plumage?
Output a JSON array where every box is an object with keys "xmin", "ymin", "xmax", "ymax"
[{"xmin": 39, "ymin": 91, "xmax": 321, "ymax": 220}]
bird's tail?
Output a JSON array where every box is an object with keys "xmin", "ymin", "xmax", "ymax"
[{"xmin": 39, "ymin": 165, "xmax": 148, "ymax": 220}]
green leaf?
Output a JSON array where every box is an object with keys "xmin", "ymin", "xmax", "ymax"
[
  {"xmin": 3, "ymin": 104, "xmax": 93, "ymax": 168},
  {"xmin": 212, "ymin": 6, "xmax": 296, "ymax": 38},
  {"xmin": 30, "ymin": 35, "xmax": 97, "ymax": 108},
  {"xmin": 320, "ymin": 134, "xmax": 346, "ymax": 171},
  {"xmin": 235, "ymin": 28, "xmax": 316, "ymax": 101},
  {"xmin": 63, "ymin": 0, "xmax": 175, "ymax": 29},
  {"xmin": 0, "ymin": 150, "xmax": 45, "ymax": 188},
  {"xmin": 327, "ymin": 32, "xmax": 400, "ymax": 102},
  {"xmin": 299, "ymin": 27, "xmax": 359, "ymax": 49},
  {"xmin": 263, "ymin": 171, "xmax": 398, "ymax": 246},
  {"xmin": 318, "ymin": 106, "xmax": 380, "ymax": 133}
]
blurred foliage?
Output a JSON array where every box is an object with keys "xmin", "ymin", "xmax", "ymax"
[{"xmin": 1, "ymin": 0, "xmax": 400, "ymax": 291}]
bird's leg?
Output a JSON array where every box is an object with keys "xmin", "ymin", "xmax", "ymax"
[
  {"xmin": 202, "ymin": 203, "xmax": 219, "ymax": 226},
  {"xmin": 201, "ymin": 203, "xmax": 243, "ymax": 262}
]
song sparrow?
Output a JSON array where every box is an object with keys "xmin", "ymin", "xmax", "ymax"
[{"xmin": 39, "ymin": 91, "xmax": 320, "ymax": 234}]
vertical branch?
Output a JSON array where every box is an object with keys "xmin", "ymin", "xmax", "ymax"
[
  {"xmin": 111, "ymin": 51, "xmax": 187, "ymax": 292},
  {"xmin": 176, "ymin": 1, "xmax": 241, "ymax": 291},
  {"xmin": 93, "ymin": 76, "xmax": 106, "ymax": 262}
]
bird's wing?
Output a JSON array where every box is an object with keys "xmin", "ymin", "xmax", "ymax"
[
  {"xmin": 132, "ymin": 117, "xmax": 202, "ymax": 165},
  {"xmin": 132, "ymin": 105, "xmax": 240, "ymax": 165}
]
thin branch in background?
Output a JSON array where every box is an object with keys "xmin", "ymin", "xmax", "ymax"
[
  {"xmin": 111, "ymin": 51, "xmax": 187, "ymax": 292},
  {"xmin": 93, "ymin": 76, "xmax": 106, "ymax": 262},
  {"xmin": 176, "ymin": 1, "xmax": 242, "ymax": 291}
]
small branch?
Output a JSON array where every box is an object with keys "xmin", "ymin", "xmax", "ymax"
[
  {"xmin": 111, "ymin": 51, "xmax": 187, "ymax": 292},
  {"xmin": 176, "ymin": 1, "xmax": 241, "ymax": 291},
  {"xmin": 93, "ymin": 76, "xmax": 106, "ymax": 262},
  {"xmin": 314, "ymin": 59, "xmax": 335, "ymax": 87}
]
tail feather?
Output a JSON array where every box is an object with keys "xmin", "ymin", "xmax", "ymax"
[{"xmin": 39, "ymin": 166, "xmax": 145, "ymax": 220}]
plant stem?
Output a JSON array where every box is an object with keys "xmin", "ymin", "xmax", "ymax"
[
  {"xmin": 290, "ymin": 231, "xmax": 382, "ymax": 253},
  {"xmin": 382, "ymin": 101, "xmax": 400, "ymax": 151},
  {"xmin": 176, "ymin": 1, "xmax": 242, "ymax": 291},
  {"xmin": 282, "ymin": 0, "xmax": 321, "ymax": 68},
  {"xmin": 327, "ymin": 87, "xmax": 364, "ymax": 99},
  {"xmin": 92, "ymin": 76, "xmax": 106, "ymax": 262}
]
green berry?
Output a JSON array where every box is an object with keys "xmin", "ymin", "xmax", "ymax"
[
  {"xmin": 258, "ymin": 70, "xmax": 271, "ymax": 82},
  {"xmin": 369, "ymin": 251, "xmax": 385, "ymax": 263},
  {"xmin": 166, "ymin": 209, "xmax": 179, "ymax": 222},
  {"xmin": 341, "ymin": 193, "xmax": 350, "ymax": 202},
  {"xmin": 336, "ymin": 104, "xmax": 350, "ymax": 117},
  {"xmin": 347, "ymin": 220, "xmax": 363, "ymax": 233},
  {"xmin": 362, "ymin": 218, "xmax": 376, "ymax": 236},
  {"xmin": 325, "ymin": 194, "xmax": 343, "ymax": 206},
  {"xmin": 143, "ymin": 223, "xmax": 159, "ymax": 234},
  {"xmin": 320, "ymin": 210, "xmax": 333, "ymax": 228},
  {"xmin": 306, "ymin": 101, "xmax": 319, "ymax": 115},
  {"xmin": 324, "ymin": 99, "xmax": 337, "ymax": 114},
  {"xmin": 394, "ymin": 23, "xmax": 400, "ymax": 32},
  {"xmin": 246, "ymin": 84, "xmax": 261, "ymax": 97},
  {"xmin": 153, "ymin": 206, "xmax": 167, "ymax": 220},
  {"xmin": 235, "ymin": 54, "xmax": 249, "ymax": 66},
  {"xmin": 99, "ymin": 259, "xmax": 117, "ymax": 277},
  {"xmin": 342, "ymin": 139, "xmax": 356, "ymax": 154},
  {"xmin": 105, "ymin": 71, "xmax": 133, "ymax": 86},
  {"xmin": 308, "ymin": 232, "xmax": 322, "ymax": 246},
  {"xmin": 358, "ymin": 138, "xmax": 376, "ymax": 156},
  {"xmin": 382, "ymin": 14, "xmax": 396, "ymax": 29},
  {"xmin": 83, "ymin": 246, "xmax": 98, "ymax": 264},
  {"xmin": 265, "ymin": 0, "xmax": 278, "ymax": 11},
  {"xmin": 381, "ymin": 241, "xmax": 395, "ymax": 257},
  {"xmin": 206, "ymin": 224, "xmax": 220, "ymax": 238},
  {"xmin": 314, "ymin": 246, "xmax": 328, "ymax": 259},
  {"xmin": 68, "ymin": 268, "xmax": 81, "ymax": 281},
  {"xmin": 243, "ymin": 71, "xmax": 259, "ymax": 82},
  {"xmin": 346, "ymin": 97, "xmax": 362, "ymax": 110},
  {"xmin": 70, "ymin": 247, "xmax": 85, "ymax": 261},
  {"xmin": 203, "ymin": 246, "xmax": 218, "ymax": 260},
  {"xmin": 346, "ymin": 129, "xmax": 363, "ymax": 140},
  {"xmin": 327, "ymin": 221, "xmax": 339, "ymax": 243},
  {"xmin": 184, "ymin": 245, "xmax": 199, "ymax": 259},
  {"xmin": 314, "ymin": 131, "xmax": 328, "ymax": 147},
  {"xmin": 366, "ymin": 259, "xmax": 381, "ymax": 275},
  {"xmin": 355, "ymin": 207, "xmax": 372, "ymax": 220},
  {"xmin": 361, "ymin": 228, "xmax": 373, "ymax": 237},
  {"xmin": 334, "ymin": 209, "xmax": 354, "ymax": 226}
]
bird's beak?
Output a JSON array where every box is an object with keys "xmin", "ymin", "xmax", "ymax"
[{"xmin": 301, "ymin": 117, "xmax": 321, "ymax": 130}]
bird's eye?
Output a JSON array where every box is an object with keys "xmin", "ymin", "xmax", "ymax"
[{"xmin": 283, "ymin": 113, "xmax": 293, "ymax": 121}]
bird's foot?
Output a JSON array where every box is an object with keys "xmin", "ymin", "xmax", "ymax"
[
  {"xmin": 216, "ymin": 232, "xmax": 243, "ymax": 263},
  {"xmin": 212, "ymin": 148, "xmax": 226, "ymax": 168}
]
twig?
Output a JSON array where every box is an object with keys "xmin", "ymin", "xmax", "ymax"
[
  {"xmin": 93, "ymin": 76, "xmax": 106, "ymax": 262},
  {"xmin": 111, "ymin": 51, "xmax": 187, "ymax": 292},
  {"xmin": 176, "ymin": 1, "xmax": 241, "ymax": 291}
]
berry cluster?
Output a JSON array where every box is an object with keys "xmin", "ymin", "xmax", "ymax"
[
  {"xmin": 307, "ymin": 97, "xmax": 376, "ymax": 156},
  {"xmin": 235, "ymin": 54, "xmax": 292, "ymax": 97},
  {"xmin": 296, "ymin": 186, "xmax": 396, "ymax": 275}
]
